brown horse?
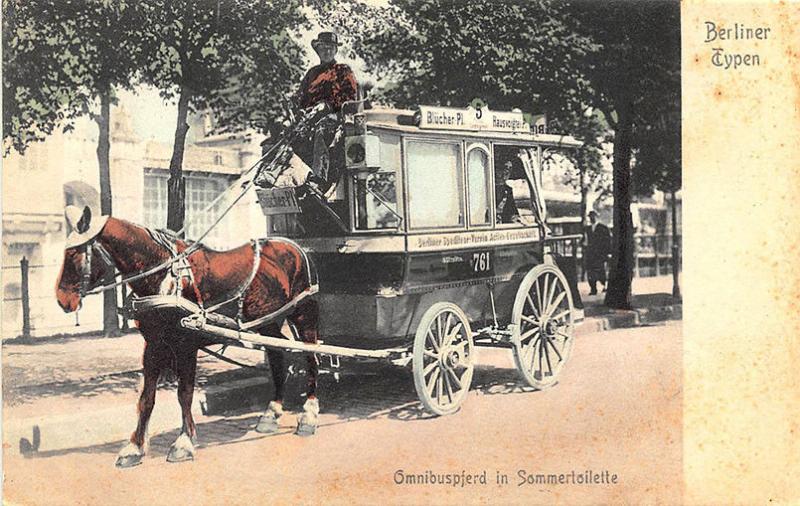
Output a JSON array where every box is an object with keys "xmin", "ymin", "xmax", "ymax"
[{"xmin": 55, "ymin": 207, "xmax": 320, "ymax": 468}]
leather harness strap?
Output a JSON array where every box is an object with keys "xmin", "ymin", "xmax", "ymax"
[{"xmin": 204, "ymin": 239, "xmax": 262, "ymax": 319}]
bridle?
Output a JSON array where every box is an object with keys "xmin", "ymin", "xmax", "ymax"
[{"xmin": 76, "ymin": 237, "xmax": 117, "ymax": 300}]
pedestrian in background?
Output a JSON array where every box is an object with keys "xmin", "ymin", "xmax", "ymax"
[{"xmin": 585, "ymin": 210, "xmax": 611, "ymax": 295}]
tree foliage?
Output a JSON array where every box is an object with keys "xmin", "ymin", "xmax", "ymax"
[
  {"xmin": 632, "ymin": 118, "xmax": 681, "ymax": 196},
  {"xmin": 323, "ymin": 0, "xmax": 595, "ymax": 129},
  {"xmin": 3, "ymin": 0, "xmax": 138, "ymax": 154},
  {"xmin": 132, "ymin": 0, "xmax": 308, "ymax": 231},
  {"xmin": 135, "ymin": 0, "xmax": 307, "ymax": 135}
]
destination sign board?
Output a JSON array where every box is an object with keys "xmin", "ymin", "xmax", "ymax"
[
  {"xmin": 256, "ymin": 187, "xmax": 301, "ymax": 215},
  {"xmin": 418, "ymin": 105, "xmax": 533, "ymax": 133}
]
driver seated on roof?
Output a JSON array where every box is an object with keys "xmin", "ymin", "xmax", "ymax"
[
  {"xmin": 292, "ymin": 31, "xmax": 358, "ymax": 193},
  {"xmin": 495, "ymin": 156, "xmax": 522, "ymax": 224}
]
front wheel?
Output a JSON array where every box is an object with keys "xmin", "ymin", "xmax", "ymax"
[
  {"xmin": 511, "ymin": 264, "xmax": 575, "ymax": 389},
  {"xmin": 412, "ymin": 302, "xmax": 475, "ymax": 416}
]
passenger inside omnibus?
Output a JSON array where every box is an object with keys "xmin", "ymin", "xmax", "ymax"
[{"xmin": 494, "ymin": 155, "xmax": 522, "ymax": 224}]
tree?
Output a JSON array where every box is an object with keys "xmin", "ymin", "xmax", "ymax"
[
  {"xmin": 567, "ymin": 0, "xmax": 681, "ymax": 309},
  {"xmin": 3, "ymin": 0, "xmax": 142, "ymax": 336},
  {"xmin": 322, "ymin": 0, "xmax": 595, "ymax": 130},
  {"xmin": 633, "ymin": 112, "xmax": 682, "ymax": 298},
  {"xmin": 135, "ymin": 0, "xmax": 306, "ymax": 233},
  {"xmin": 554, "ymin": 110, "xmax": 613, "ymax": 230},
  {"xmin": 322, "ymin": 0, "xmax": 679, "ymax": 309}
]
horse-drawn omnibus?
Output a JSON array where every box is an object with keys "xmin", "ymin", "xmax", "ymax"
[
  {"xmin": 253, "ymin": 103, "xmax": 584, "ymax": 415},
  {"xmin": 55, "ymin": 102, "xmax": 583, "ymax": 467}
]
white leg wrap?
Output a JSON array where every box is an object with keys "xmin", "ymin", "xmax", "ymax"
[
  {"xmin": 267, "ymin": 400, "xmax": 284, "ymax": 418},
  {"xmin": 296, "ymin": 397, "xmax": 320, "ymax": 435},
  {"xmin": 303, "ymin": 398, "xmax": 320, "ymax": 417}
]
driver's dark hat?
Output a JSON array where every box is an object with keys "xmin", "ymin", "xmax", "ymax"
[{"xmin": 312, "ymin": 31, "xmax": 340, "ymax": 49}]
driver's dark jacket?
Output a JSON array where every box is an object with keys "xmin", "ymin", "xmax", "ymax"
[{"xmin": 295, "ymin": 61, "xmax": 358, "ymax": 113}]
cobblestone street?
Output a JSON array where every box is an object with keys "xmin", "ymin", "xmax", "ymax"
[{"xmin": 3, "ymin": 322, "xmax": 682, "ymax": 505}]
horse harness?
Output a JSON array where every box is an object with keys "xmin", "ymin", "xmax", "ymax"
[
  {"xmin": 147, "ymin": 229, "xmax": 262, "ymax": 325},
  {"xmin": 78, "ymin": 238, "xmax": 116, "ymax": 299}
]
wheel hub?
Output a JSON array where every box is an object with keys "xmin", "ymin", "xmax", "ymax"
[{"xmin": 440, "ymin": 346, "xmax": 462, "ymax": 370}]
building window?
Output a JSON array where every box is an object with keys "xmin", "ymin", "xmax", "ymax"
[
  {"xmin": 466, "ymin": 145, "xmax": 492, "ymax": 227},
  {"xmin": 143, "ymin": 170, "xmax": 232, "ymax": 243},
  {"xmin": 406, "ymin": 140, "xmax": 464, "ymax": 229}
]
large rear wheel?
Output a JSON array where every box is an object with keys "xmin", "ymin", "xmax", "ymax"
[
  {"xmin": 511, "ymin": 264, "xmax": 575, "ymax": 389},
  {"xmin": 412, "ymin": 302, "xmax": 475, "ymax": 416}
]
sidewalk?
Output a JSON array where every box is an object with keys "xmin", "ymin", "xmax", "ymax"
[
  {"xmin": 2, "ymin": 275, "xmax": 680, "ymax": 454},
  {"xmin": 576, "ymin": 275, "xmax": 683, "ymax": 334}
]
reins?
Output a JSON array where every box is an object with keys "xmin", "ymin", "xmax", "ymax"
[{"xmin": 81, "ymin": 106, "xmax": 326, "ymax": 297}]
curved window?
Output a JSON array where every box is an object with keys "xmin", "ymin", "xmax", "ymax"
[{"xmin": 466, "ymin": 146, "xmax": 491, "ymax": 226}]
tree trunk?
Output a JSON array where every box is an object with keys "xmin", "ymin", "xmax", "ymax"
[
  {"xmin": 579, "ymin": 164, "xmax": 588, "ymax": 281},
  {"xmin": 96, "ymin": 84, "xmax": 120, "ymax": 337},
  {"xmin": 604, "ymin": 102, "xmax": 635, "ymax": 309},
  {"xmin": 167, "ymin": 84, "xmax": 191, "ymax": 233}
]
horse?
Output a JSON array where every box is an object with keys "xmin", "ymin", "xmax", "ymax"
[{"xmin": 55, "ymin": 206, "xmax": 320, "ymax": 468}]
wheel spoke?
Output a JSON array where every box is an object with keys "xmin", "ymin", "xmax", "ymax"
[
  {"xmin": 444, "ymin": 322, "xmax": 463, "ymax": 347},
  {"xmin": 521, "ymin": 314, "xmax": 539, "ymax": 326},
  {"xmin": 447, "ymin": 367, "xmax": 463, "ymax": 391},
  {"xmin": 436, "ymin": 371, "xmax": 444, "ymax": 404},
  {"xmin": 426, "ymin": 368, "xmax": 440, "ymax": 397},
  {"xmin": 436, "ymin": 315, "xmax": 444, "ymax": 346},
  {"xmin": 525, "ymin": 336, "xmax": 541, "ymax": 372},
  {"xmin": 526, "ymin": 294, "xmax": 540, "ymax": 319},
  {"xmin": 426, "ymin": 329, "xmax": 440, "ymax": 352},
  {"xmin": 520, "ymin": 326, "xmax": 539, "ymax": 343},
  {"xmin": 536, "ymin": 336, "xmax": 544, "ymax": 377},
  {"xmin": 423, "ymin": 360, "xmax": 438, "ymax": 376},
  {"xmin": 544, "ymin": 334, "xmax": 563, "ymax": 362},
  {"xmin": 542, "ymin": 335, "xmax": 553, "ymax": 375},
  {"xmin": 535, "ymin": 277, "xmax": 543, "ymax": 315},
  {"xmin": 544, "ymin": 274, "xmax": 558, "ymax": 315},
  {"xmin": 424, "ymin": 349, "xmax": 438, "ymax": 359},
  {"xmin": 555, "ymin": 330, "xmax": 572, "ymax": 340},
  {"xmin": 550, "ymin": 308, "xmax": 570, "ymax": 322},
  {"xmin": 545, "ymin": 290, "xmax": 566, "ymax": 318},
  {"xmin": 442, "ymin": 369, "xmax": 454, "ymax": 404}
]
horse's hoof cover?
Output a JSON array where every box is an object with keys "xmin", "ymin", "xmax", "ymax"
[
  {"xmin": 255, "ymin": 401, "xmax": 283, "ymax": 434},
  {"xmin": 295, "ymin": 422, "xmax": 317, "ymax": 437},
  {"xmin": 166, "ymin": 446, "xmax": 195, "ymax": 463},
  {"xmin": 255, "ymin": 415, "xmax": 280, "ymax": 434},
  {"xmin": 115, "ymin": 454, "xmax": 143, "ymax": 468},
  {"xmin": 166, "ymin": 433, "xmax": 195, "ymax": 463}
]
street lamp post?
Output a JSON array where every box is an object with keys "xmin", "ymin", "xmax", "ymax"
[{"xmin": 670, "ymin": 189, "xmax": 681, "ymax": 300}]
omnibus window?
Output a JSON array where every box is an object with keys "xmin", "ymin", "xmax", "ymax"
[
  {"xmin": 354, "ymin": 134, "xmax": 401, "ymax": 230},
  {"xmin": 467, "ymin": 146, "xmax": 491, "ymax": 226},
  {"xmin": 406, "ymin": 140, "xmax": 464, "ymax": 229}
]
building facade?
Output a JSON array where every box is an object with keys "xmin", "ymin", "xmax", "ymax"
[{"xmin": 2, "ymin": 100, "xmax": 264, "ymax": 338}]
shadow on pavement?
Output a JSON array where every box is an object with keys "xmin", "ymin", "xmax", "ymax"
[
  {"xmin": 4, "ymin": 372, "xmax": 143, "ymax": 406},
  {"xmin": 19, "ymin": 360, "xmax": 542, "ymax": 461}
]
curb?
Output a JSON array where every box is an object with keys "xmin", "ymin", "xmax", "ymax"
[
  {"xmin": 576, "ymin": 304, "xmax": 682, "ymax": 336},
  {"xmin": 4, "ymin": 378, "xmax": 273, "ymax": 457}
]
